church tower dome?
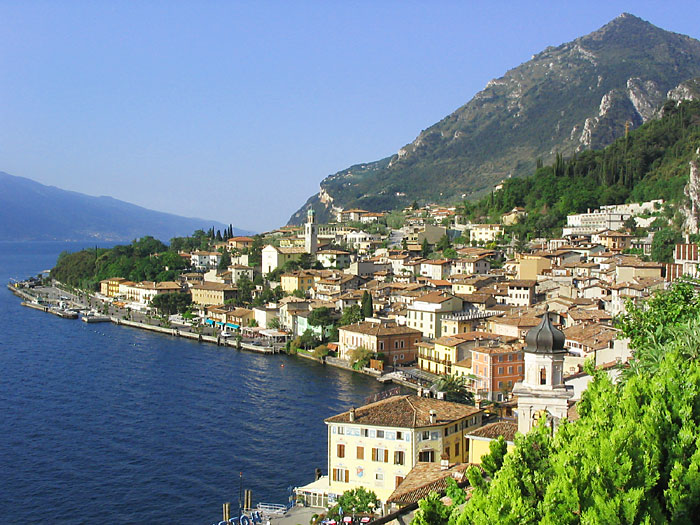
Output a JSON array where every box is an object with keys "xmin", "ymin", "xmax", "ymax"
[{"xmin": 524, "ymin": 306, "xmax": 566, "ymax": 354}]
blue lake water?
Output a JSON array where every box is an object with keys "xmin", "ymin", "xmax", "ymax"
[{"xmin": 0, "ymin": 242, "xmax": 388, "ymax": 524}]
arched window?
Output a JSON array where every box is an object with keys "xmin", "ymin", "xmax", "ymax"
[{"xmin": 540, "ymin": 367, "xmax": 547, "ymax": 385}]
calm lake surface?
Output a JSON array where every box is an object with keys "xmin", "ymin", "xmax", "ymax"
[{"xmin": 0, "ymin": 241, "xmax": 389, "ymax": 524}]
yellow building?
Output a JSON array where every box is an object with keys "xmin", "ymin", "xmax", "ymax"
[
  {"xmin": 100, "ymin": 277, "xmax": 128, "ymax": 297},
  {"xmin": 280, "ymin": 270, "xmax": 316, "ymax": 295},
  {"xmin": 323, "ymin": 395, "xmax": 483, "ymax": 505},
  {"xmin": 190, "ymin": 282, "xmax": 238, "ymax": 306},
  {"xmin": 466, "ymin": 421, "xmax": 517, "ymax": 464},
  {"xmin": 418, "ymin": 335, "xmax": 472, "ymax": 376},
  {"xmin": 516, "ymin": 254, "xmax": 552, "ymax": 280}
]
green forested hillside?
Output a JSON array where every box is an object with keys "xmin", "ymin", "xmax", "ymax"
[{"xmin": 462, "ymin": 99, "xmax": 700, "ymax": 238}]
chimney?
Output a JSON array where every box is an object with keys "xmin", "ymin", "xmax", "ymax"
[
  {"xmin": 429, "ymin": 409, "xmax": 437, "ymax": 425},
  {"xmin": 349, "ymin": 407, "xmax": 356, "ymax": 422},
  {"xmin": 440, "ymin": 453, "xmax": 450, "ymax": 470}
]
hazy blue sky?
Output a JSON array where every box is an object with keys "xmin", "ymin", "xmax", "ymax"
[{"xmin": 2, "ymin": 1, "xmax": 700, "ymax": 232}]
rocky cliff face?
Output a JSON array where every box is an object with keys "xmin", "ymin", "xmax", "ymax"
[
  {"xmin": 682, "ymin": 148, "xmax": 700, "ymax": 236},
  {"xmin": 289, "ymin": 14, "xmax": 700, "ymax": 225}
]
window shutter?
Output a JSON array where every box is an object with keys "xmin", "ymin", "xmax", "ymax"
[
  {"xmin": 384, "ymin": 449, "xmax": 389, "ymax": 463},
  {"xmin": 372, "ymin": 448, "xmax": 377, "ymax": 461},
  {"xmin": 344, "ymin": 470, "xmax": 349, "ymax": 483}
]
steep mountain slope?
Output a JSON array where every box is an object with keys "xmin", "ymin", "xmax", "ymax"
[
  {"xmin": 0, "ymin": 172, "xmax": 251, "ymax": 242},
  {"xmin": 289, "ymin": 14, "xmax": 700, "ymax": 225}
]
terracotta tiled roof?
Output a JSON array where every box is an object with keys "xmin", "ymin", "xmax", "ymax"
[
  {"xmin": 466, "ymin": 421, "xmax": 517, "ymax": 442},
  {"xmin": 325, "ymin": 395, "xmax": 481, "ymax": 428},
  {"xmin": 386, "ymin": 462, "xmax": 474, "ymax": 505},
  {"xmin": 339, "ymin": 322, "xmax": 421, "ymax": 337},
  {"xmin": 413, "ymin": 291, "xmax": 457, "ymax": 304}
]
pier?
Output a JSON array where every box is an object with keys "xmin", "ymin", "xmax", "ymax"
[{"xmin": 8, "ymin": 282, "xmax": 281, "ymax": 355}]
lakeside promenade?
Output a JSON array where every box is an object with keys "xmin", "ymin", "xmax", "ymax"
[
  {"xmin": 7, "ymin": 279, "xmax": 424, "ymax": 391},
  {"xmin": 8, "ymin": 281, "xmax": 280, "ymax": 354}
]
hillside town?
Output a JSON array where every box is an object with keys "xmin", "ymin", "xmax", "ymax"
[{"xmin": 80, "ymin": 196, "xmax": 700, "ymax": 520}]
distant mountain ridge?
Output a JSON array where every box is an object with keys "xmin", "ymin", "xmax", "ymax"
[
  {"xmin": 289, "ymin": 13, "xmax": 700, "ymax": 224},
  {"xmin": 0, "ymin": 172, "xmax": 252, "ymax": 242}
]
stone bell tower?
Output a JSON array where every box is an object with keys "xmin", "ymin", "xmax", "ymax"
[
  {"xmin": 305, "ymin": 208, "xmax": 318, "ymax": 255},
  {"xmin": 513, "ymin": 307, "xmax": 573, "ymax": 435}
]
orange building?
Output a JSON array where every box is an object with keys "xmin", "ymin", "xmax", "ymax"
[{"xmin": 470, "ymin": 343, "xmax": 524, "ymax": 402}]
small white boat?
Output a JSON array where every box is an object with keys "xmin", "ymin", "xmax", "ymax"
[{"xmin": 81, "ymin": 311, "xmax": 111, "ymax": 323}]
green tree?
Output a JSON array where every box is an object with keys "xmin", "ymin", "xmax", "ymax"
[
  {"xmin": 150, "ymin": 292, "xmax": 192, "ymax": 315},
  {"xmin": 480, "ymin": 436, "xmax": 508, "ymax": 478},
  {"xmin": 349, "ymin": 346, "xmax": 372, "ymax": 369},
  {"xmin": 421, "ymin": 238, "xmax": 431, "ymax": 258},
  {"xmin": 431, "ymin": 374, "xmax": 474, "ymax": 405},
  {"xmin": 436, "ymin": 234, "xmax": 451, "ymax": 252},
  {"xmin": 412, "ymin": 492, "xmax": 451, "ymax": 525},
  {"xmin": 386, "ymin": 210, "xmax": 405, "ymax": 229},
  {"xmin": 218, "ymin": 250, "xmax": 231, "ymax": 270},
  {"xmin": 327, "ymin": 487, "xmax": 378, "ymax": 519},
  {"xmin": 308, "ymin": 306, "xmax": 334, "ymax": 327},
  {"xmin": 339, "ymin": 304, "xmax": 363, "ymax": 326},
  {"xmin": 361, "ymin": 291, "xmax": 373, "ymax": 318},
  {"xmin": 650, "ymin": 227, "xmax": 682, "ymax": 263},
  {"xmin": 299, "ymin": 329, "xmax": 319, "ymax": 349}
]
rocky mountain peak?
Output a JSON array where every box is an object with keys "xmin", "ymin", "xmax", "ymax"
[{"xmin": 288, "ymin": 15, "xmax": 700, "ymax": 225}]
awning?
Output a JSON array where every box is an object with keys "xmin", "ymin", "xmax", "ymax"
[{"xmin": 205, "ymin": 319, "xmax": 214, "ymax": 326}]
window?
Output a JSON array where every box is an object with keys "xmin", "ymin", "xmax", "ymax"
[
  {"xmin": 540, "ymin": 367, "xmax": 547, "ymax": 385},
  {"xmin": 379, "ymin": 341, "xmax": 384, "ymax": 351},
  {"xmin": 498, "ymin": 367, "xmax": 504, "ymax": 374},
  {"xmin": 395, "ymin": 476, "xmax": 405, "ymax": 488},
  {"xmin": 372, "ymin": 448, "xmax": 388, "ymax": 462},
  {"xmin": 337, "ymin": 426, "xmax": 344, "ymax": 435},
  {"xmin": 518, "ymin": 365, "xmax": 523, "ymax": 373},
  {"xmin": 361, "ymin": 428, "xmax": 369, "ymax": 437},
  {"xmin": 337, "ymin": 444, "xmax": 345, "ymax": 458},
  {"xmin": 445, "ymin": 446, "xmax": 450, "ymax": 457},
  {"xmin": 455, "ymin": 442, "xmax": 460, "ymax": 456},
  {"xmin": 394, "ymin": 451, "xmax": 405, "ymax": 465},
  {"xmin": 375, "ymin": 472, "xmax": 384, "ymax": 482},
  {"xmin": 498, "ymin": 381, "xmax": 503, "ymax": 389},
  {"xmin": 418, "ymin": 450, "xmax": 435, "ymax": 462},
  {"xmin": 356, "ymin": 446, "xmax": 364, "ymax": 460},
  {"xmin": 508, "ymin": 366, "xmax": 513, "ymax": 374},
  {"xmin": 396, "ymin": 431, "xmax": 403, "ymax": 440},
  {"xmin": 421, "ymin": 431, "xmax": 430, "ymax": 441},
  {"xmin": 400, "ymin": 340, "xmax": 404, "ymax": 348},
  {"xmin": 332, "ymin": 468, "xmax": 349, "ymax": 482}
]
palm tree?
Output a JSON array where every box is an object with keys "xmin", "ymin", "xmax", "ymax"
[{"xmin": 431, "ymin": 374, "xmax": 475, "ymax": 405}]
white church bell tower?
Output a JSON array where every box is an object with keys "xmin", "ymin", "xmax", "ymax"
[{"xmin": 513, "ymin": 307, "xmax": 573, "ymax": 435}]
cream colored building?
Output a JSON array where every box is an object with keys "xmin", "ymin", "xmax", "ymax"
[
  {"xmin": 406, "ymin": 291, "xmax": 464, "ymax": 339},
  {"xmin": 190, "ymin": 282, "xmax": 238, "ymax": 306},
  {"xmin": 323, "ymin": 395, "xmax": 483, "ymax": 504},
  {"xmin": 262, "ymin": 245, "xmax": 307, "ymax": 274},
  {"xmin": 469, "ymin": 224, "xmax": 504, "ymax": 244}
]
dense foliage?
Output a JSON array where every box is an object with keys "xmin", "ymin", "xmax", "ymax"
[
  {"xmin": 52, "ymin": 236, "xmax": 189, "ymax": 289},
  {"xmin": 461, "ymin": 100, "xmax": 700, "ymax": 238},
  {"xmin": 414, "ymin": 281, "xmax": 700, "ymax": 524}
]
